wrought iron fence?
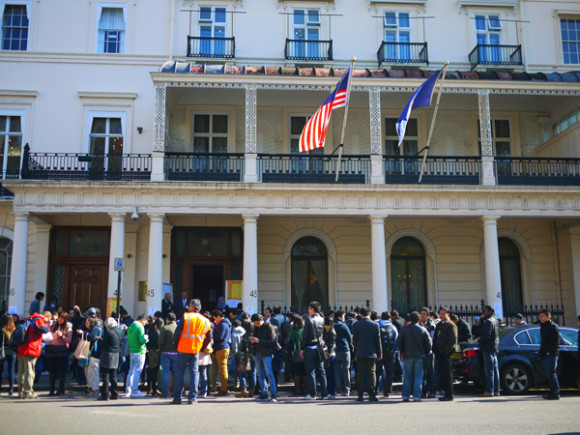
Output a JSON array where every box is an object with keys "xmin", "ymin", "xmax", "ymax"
[
  {"xmin": 469, "ymin": 44, "xmax": 522, "ymax": 70},
  {"xmin": 260, "ymin": 300, "xmax": 371, "ymax": 316},
  {"xmin": 384, "ymin": 155, "xmax": 480, "ymax": 184},
  {"xmin": 165, "ymin": 152, "xmax": 244, "ymax": 181},
  {"xmin": 495, "ymin": 156, "xmax": 580, "ymax": 186},
  {"xmin": 258, "ymin": 153, "xmax": 370, "ymax": 184},
  {"xmin": 284, "ymin": 38, "xmax": 333, "ymax": 61},
  {"xmin": 186, "ymin": 36, "xmax": 236, "ymax": 58},
  {"xmin": 377, "ymin": 41, "xmax": 428, "ymax": 65}
]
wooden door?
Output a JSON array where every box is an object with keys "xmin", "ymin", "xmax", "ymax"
[{"xmin": 68, "ymin": 264, "xmax": 108, "ymax": 312}]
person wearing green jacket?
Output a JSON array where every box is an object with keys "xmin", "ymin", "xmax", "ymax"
[{"xmin": 125, "ymin": 315, "xmax": 148, "ymax": 398}]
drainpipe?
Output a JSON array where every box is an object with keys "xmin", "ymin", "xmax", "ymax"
[{"xmin": 168, "ymin": 0, "xmax": 175, "ymax": 60}]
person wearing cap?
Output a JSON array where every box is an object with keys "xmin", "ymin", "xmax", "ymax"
[{"xmin": 514, "ymin": 314, "xmax": 527, "ymax": 326}]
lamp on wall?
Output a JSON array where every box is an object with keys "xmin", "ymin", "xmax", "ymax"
[{"xmin": 137, "ymin": 127, "xmax": 143, "ymax": 134}]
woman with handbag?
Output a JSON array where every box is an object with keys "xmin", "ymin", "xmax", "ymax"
[
  {"xmin": 0, "ymin": 314, "xmax": 17, "ymax": 396},
  {"xmin": 235, "ymin": 322, "xmax": 256, "ymax": 398},
  {"xmin": 46, "ymin": 312, "xmax": 72, "ymax": 396},
  {"xmin": 288, "ymin": 316, "xmax": 307, "ymax": 396}
]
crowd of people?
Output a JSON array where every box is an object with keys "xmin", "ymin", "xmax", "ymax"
[{"xmin": 0, "ymin": 291, "xmax": 579, "ymax": 404}]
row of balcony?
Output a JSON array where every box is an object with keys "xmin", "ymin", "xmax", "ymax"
[
  {"xmin": 187, "ymin": 36, "xmax": 522, "ymax": 70},
  {"xmin": 12, "ymin": 147, "xmax": 580, "ymax": 187}
]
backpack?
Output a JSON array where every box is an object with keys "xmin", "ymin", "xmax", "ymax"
[
  {"xmin": 13, "ymin": 319, "xmax": 34, "ymax": 346},
  {"xmin": 380, "ymin": 323, "xmax": 396, "ymax": 353}
]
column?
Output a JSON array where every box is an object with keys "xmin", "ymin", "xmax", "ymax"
[
  {"xmin": 151, "ymin": 82, "xmax": 167, "ymax": 181},
  {"xmin": 569, "ymin": 227, "xmax": 580, "ymax": 317},
  {"xmin": 107, "ymin": 213, "xmax": 126, "ymax": 311},
  {"xmin": 478, "ymin": 89, "xmax": 496, "ymax": 186},
  {"xmin": 370, "ymin": 215, "xmax": 389, "ymax": 313},
  {"xmin": 482, "ymin": 216, "xmax": 503, "ymax": 318},
  {"xmin": 8, "ymin": 213, "xmax": 29, "ymax": 315},
  {"xmin": 147, "ymin": 214, "xmax": 164, "ymax": 316},
  {"xmin": 244, "ymin": 84, "xmax": 258, "ymax": 182},
  {"xmin": 242, "ymin": 214, "xmax": 259, "ymax": 315},
  {"xmin": 32, "ymin": 220, "xmax": 51, "ymax": 307},
  {"xmin": 369, "ymin": 87, "xmax": 385, "ymax": 185}
]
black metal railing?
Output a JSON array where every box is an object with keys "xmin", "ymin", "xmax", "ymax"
[
  {"xmin": 165, "ymin": 152, "xmax": 244, "ymax": 182},
  {"xmin": 377, "ymin": 41, "xmax": 428, "ymax": 65},
  {"xmin": 261, "ymin": 300, "xmax": 371, "ymax": 316},
  {"xmin": 469, "ymin": 44, "xmax": 522, "ymax": 70},
  {"xmin": 494, "ymin": 157, "xmax": 580, "ymax": 186},
  {"xmin": 258, "ymin": 154, "xmax": 370, "ymax": 184},
  {"xmin": 186, "ymin": 36, "xmax": 235, "ymax": 58},
  {"xmin": 284, "ymin": 38, "xmax": 333, "ymax": 61},
  {"xmin": 20, "ymin": 145, "xmax": 151, "ymax": 181},
  {"xmin": 385, "ymin": 155, "xmax": 481, "ymax": 184}
]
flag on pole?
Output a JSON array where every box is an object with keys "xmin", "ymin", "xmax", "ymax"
[
  {"xmin": 396, "ymin": 70, "xmax": 442, "ymax": 149},
  {"xmin": 299, "ymin": 68, "xmax": 352, "ymax": 153}
]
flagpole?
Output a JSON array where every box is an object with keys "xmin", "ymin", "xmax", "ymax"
[
  {"xmin": 418, "ymin": 61, "xmax": 449, "ymax": 184},
  {"xmin": 335, "ymin": 57, "xmax": 356, "ymax": 183}
]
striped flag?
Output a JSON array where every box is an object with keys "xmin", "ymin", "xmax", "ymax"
[{"xmin": 299, "ymin": 68, "xmax": 352, "ymax": 153}]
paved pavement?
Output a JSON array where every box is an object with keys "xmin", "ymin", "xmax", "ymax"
[{"xmin": 1, "ymin": 389, "xmax": 579, "ymax": 434}]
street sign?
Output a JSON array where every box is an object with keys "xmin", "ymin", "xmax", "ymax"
[{"xmin": 114, "ymin": 257, "xmax": 125, "ymax": 271}]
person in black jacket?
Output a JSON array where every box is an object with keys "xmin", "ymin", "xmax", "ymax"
[
  {"xmin": 539, "ymin": 308, "xmax": 560, "ymax": 400},
  {"xmin": 397, "ymin": 311, "xmax": 431, "ymax": 402},
  {"xmin": 432, "ymin": 307, "xmax": 458, "ymax": 401},
  {"xmin": 98, "ymin": 317, "xmax": 122, "ymax": 401},
  {"xmin": 333, "ymin": 310, "xmax": 353, "ymax": 396},
  {"xmin": 352, "ymin": 307, "xmax": 382, "ymax": 402},
  {"xmin": 450, "ymin": 314, "xmax": 472, "ymax": 343},
  {"xmin": 300, "ymin": 301, "xmax": 328, "ymax": 400},
  {"xmin": 250, "ymin": 313, "xmax": 278, "ymax": 402},
  {"xmin": 323, "ymin": 317, "xmax": 337, "ymax": 398},
  {"xmin": 478, "ymin": 305, "xmax": 500, "ymax": 397}
]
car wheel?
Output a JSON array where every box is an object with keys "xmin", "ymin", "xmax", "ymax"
[{"xmin": 501, "ymin": 364, "xmax": 532, "ymax": 395}]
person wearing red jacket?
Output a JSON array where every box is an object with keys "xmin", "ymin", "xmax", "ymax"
[{"xmin": 17, "ymin": 313, "xmax": 49, "ymax": 399}]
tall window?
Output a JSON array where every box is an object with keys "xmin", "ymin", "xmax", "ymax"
[
  {"xmin": 0, "ymin": 114, "xmax": 23, "ymax": 179},
  {"xmin": 384, "ymin": 12, "xmax": 410, "ymax": 60},
  {"xmin": 478, "ymin": 119, "xmax": 511, "ymax": 156},
  {"xmin": 0, "ymin": 236, "xmax": 12, "ymax": 310},
  {"xmin": 89, "ymin": 116, "xmax": 124, "ymax": 174},
  {"xmin": 291, "ymin": 236, "xmax": 328, "ymax": 312},
  {"xmin": 561, "ymin": 18, "xmax": 580, "ymax": 64},
  {"xmin": 293, "ymin": 9, "xmax": 320, "ymax": 58},
  {"xmin": 475, "ymin": 14, "xmax": 502, "ymax": 62},
  {"xmin": 385, "ymin": 117, "xmax": 417, "ymax": 155},
  {"xmin": 1, "ymin": 4, "xmax": 28, "ymax": 51},
  {"xmin": 193, "ymin": 114, "xmax": 228, "ymax": 153},
  {"xmin": 199, "ymin": 7, "xmax": 226, "ymax": 56},
  {"xmin": 498, "ymin": 237, "xmax": 523, "ymax": 313},
  {"xmin": 391, "ymin": 237, "xmax": 426, "ymax": 312},
  {"xmin": 97, "ymin": 6, "xmax": 126, "ymax": 53}
]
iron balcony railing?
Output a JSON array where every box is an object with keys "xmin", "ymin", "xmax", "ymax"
[
  {"xmin": 385, "ymin": 155, "xmax": 481, "ymax": 184},
  {"xmin": 165, "ymin": 152, "xmax": 244, "ymax": 182},
  {"xmin": 186, "ymin": 36, "xmax": 235, "ymax": 59},
  {"xmin": 20, "ymin": 145, "xmax": 151, "ymax": 181},
  {"xmin": 258, "ymin": 154, "xmax": 370, "ymax": 184},
  {"xmin": 377, "ymin": 41, "xmax": 428, "ymax": 65},
  {"xmin": 469, "ymin": 44, "xmax": 522, "ymax": 70},
  {"xmin": 284, "ymin": 38, "xmax": 333, "ymax": 61},
  {"xmin": 494, "ymin": 156, "xmax": 580, "ymax": 186}
]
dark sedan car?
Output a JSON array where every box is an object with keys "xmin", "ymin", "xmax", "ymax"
[{"xmin": 457, "ymin": 325, "xmax": 578, "ymax": 394}]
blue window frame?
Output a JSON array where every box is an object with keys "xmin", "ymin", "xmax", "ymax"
[
  {"xmin": 1, "ymin": 5, "xmax": 28, "ymax": 51},
  {"xmin": 561, "ymin": 19, "xmax": 580, "ymax": 64}
]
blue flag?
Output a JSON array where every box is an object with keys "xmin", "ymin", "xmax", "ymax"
[{"xmin": 396, "ymin": 70, "xmax": 442, "ymax": 149}]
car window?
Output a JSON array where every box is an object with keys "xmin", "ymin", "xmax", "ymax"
[
  {"xmin": 559, "ymin": 329, "xmax": 578, "ymax": 346},
  {"xmin": 527, "ymin": 327, "xmax": 541, "ymax": 345},
  {"xmin": 514, "ymin": 330, "xmax": 531, "ymax": 345}
]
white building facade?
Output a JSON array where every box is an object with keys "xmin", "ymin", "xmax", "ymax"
[{"xmin": 1, "ymin": 0, "xmax": 580, "ymax": 323}]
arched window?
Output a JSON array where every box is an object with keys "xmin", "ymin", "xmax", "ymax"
[
  {"xmin": 291, "ymin": 236, "xmax": 328, "ymax": 312},
  {"xmin": 499, "ymin": 237, "xmax": 523, "ymax": 312},
  {"xmin": 391, "ymin": 236, "xmax": 426, "ymax": 312},
  {"xmin": 0, "ymin": 237, "xmax": 12, "ymax": 309}
]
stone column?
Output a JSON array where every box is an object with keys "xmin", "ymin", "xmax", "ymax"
[
  {"xmin": 151, "ymin": 82, "xmax": 167, "ymax": 181},
  {"xmin": 369, "ymin": 87, "xmax": 385, "ymax": 184},
  {"xmin": 478, "ymin": 89, "xmax": 496, "ymax": 186},
  {"xmin": 107, "ymin": 213, "xmax": 126, "ymax": 311},
  {"xmin": 370, "ymin": 215, "xmax": 389, "ymax": 313},
  {"xmin": 569, "ymin": 227, "xmax": 580, "ymax": 317},
  {"xmin": 244, "ymin": 85, "xmax": 258, "ymax": 182},
  {"xmin": 8, "ymin": 213, "xmax": 29, "ymax": 315},
  {"xmin": 482, "ymin": 215, "xmax": 503, "ymax": 318},
  {"xmin": 242, "ymin": 214, "xmax": 259, "ymax": 315},
  {"xmin": 147, "ymin": 214, "xmax": 164, "ymax": 316},
  {"xmin": 32, "ymin": 220, "xmax": 51, "ymax": 307}
]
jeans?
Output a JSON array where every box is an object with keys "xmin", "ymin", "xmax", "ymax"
[
  {"xmin": 326, "ymin": 355, "xmax": 336, "ymax": 395},
  {"xmin": 1, "ymin": 354, "xmax": 16, "ymax": 394},
  {"xmin": 376, "ymin": 351, "xmax": 395, "ymax": 395},
  {"xmin": 255, "ymin": 354, "xmax": 277, "ymax": 398},
  {"xmin": 160, "ymin": 353, "xmax": 177, "ymax": 396},
  {"xmin": 126, "ymin": 353, "xmax": 146, "ymax": 395},
  {"xmin": 174, "ymin": 352, "xmax": 199, "ymax": 403},
  {"xmin": 47, "ymin": 355, "xmax": 67, "ymax": 394},
  {"xmin": 100, "ymin": 367, "xmax": 118, "ymax": 399},
  {"xmin": 199, "ymin": 365, "xmax": 209, "ymax": 396},
  {"xmin": 482, "ymin": 351, "xmax": 500, "ymax": 395},
  {"xmin": 240, "ymin": 358, "xmax": 256, "ymax": 392},
  {"xmin": 402, "ymin": 358, "xmax": 424, "ymax": 400},
  {"xmin": 304, "ymin": 348, "xmax": 327, "ymax": 398},
  {"xmin": 334, "ymin": 351, "xmax": 351, "ymax": 395},
  {"xmin": 542, "ymin": 354, "xmax": 560, "ymax": 397}
]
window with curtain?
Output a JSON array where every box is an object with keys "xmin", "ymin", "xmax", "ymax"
[
  {"xmin": 498, "ymin": 237, "xmax": 523, "ymax": 313},
  {"xmin": 97, "ymin": 7, "xmax": 126, "ymax": 53},
  {"xmin": 390, "ymin": 236, "xmax": 426, "ymax": 313},
  {"xmin": 291, "ymin": 236, "xmax": 328, "ymax": 312},
  {"xmin": 0, "ymin": 236, "xmax": 12, "ymax": 311},
  {"xmin": 1, "ymin": 4, "xmax": 28, "ymax": 51},
  {"xmin": 384, "ymin": 12, "xmax": 411, "ymax": 60},
  {"xmin": 0, "ymin": 114, "xmax": 23, "ymax": 179},
  {"xmin": 199, "ymin": 6, "xmax": 226, "ymax": 56},
  {"xmin": 475, "ymin": 14, "xmax": 502, "ymax": 62},
  {"xmin": 89, "ymin": 116, "xmax": 124, "ymax": 175}
]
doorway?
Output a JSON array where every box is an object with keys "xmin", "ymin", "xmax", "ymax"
[{"xmin": 192, "ymin": 265, "xmax": 223, "ymax": 311}]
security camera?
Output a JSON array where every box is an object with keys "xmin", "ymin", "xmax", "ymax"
[{"xmin": 131, "ymin": 208, "xmax": 139, "ymax": 221}]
